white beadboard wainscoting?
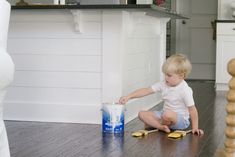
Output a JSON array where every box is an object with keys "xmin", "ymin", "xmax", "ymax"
[{"xmin": 4, "ymin": 9, "xmax": 168, "ymax": 124}]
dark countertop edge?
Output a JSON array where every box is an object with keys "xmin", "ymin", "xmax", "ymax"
[
  {"xmin": 216, "ymin": 20, "xmax": 235, "ymax": 23},
  {"xmin": 11, "ymin": 4, "xmax": 151, "ymax": 9},
  {"xmin": 11, "ymin": 4, "xmax": 188, "ymax": 19}
]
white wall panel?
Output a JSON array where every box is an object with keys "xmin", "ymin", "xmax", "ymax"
[
  {"xmin": 121, "ymin": 12, "xmax": 166, "ymax": 124},
  {"xmin": 6, "ymin": 10, "xmax": 103, "ymax": 123},
  {"xmin": 5, "ymin": 87, "xmax": 101, "ymax": 104},
  {"xmin": 8, "ymin": 38, "xmax": 101, "ymax": 55},
  {"xmin": 126, "ymin": 53, "xmax": 146, "ymax": 70},
  {"xmin": 127, "ymin": 38, "xmax": 152, "ymax": 53},
  {"xmin": 11, "ymin": 10, "xmax": 73, "ymax": 22},
  {"xmin": 123, "ymin": 14, "xmax": 162, "ymax": 94},
  {"xmin": 9, "ymin": 22, "xmax": 101, "ymax": 38},
  {"xmin": 12, "ymin": 55, "xmax": 101, "ymax": 72},
  {"xmin": 9, "ymin": 10, "xmax": 102, "ymax": 38},
  {"xmin": 10, "ymin": 10, "xmax": 102, "ymax": 22},
  {"xmin": 12, "ymin": 71, "xmax": 101, "ymax": 88},
  {"xmin": 125, "ymin": 68, "xmax": 147, "ymax": 86}
]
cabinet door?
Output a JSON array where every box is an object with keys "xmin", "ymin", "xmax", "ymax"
[{"xmin": 216, "ymin": 36, "xmax": 235, "ymax": 84}]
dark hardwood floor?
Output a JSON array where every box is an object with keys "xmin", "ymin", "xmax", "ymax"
[{"xmin": 5, "ymin": 81, "xmax": 227, "ymax": 157}]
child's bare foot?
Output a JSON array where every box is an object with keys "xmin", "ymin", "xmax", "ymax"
[{"xmin": 161, "ymin": 125, "xmax": 170, "ymax": 133}]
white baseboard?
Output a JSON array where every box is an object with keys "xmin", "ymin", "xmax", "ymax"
[
  {"xmin": 216, "ymin": 83, "xmax": 229, "ymax": 91},
  {"xmin": 3, "ymin": 100, "xmax": 162, "ymax": 124},
  {"xmin": 3, "ymin": 101, "xmax": 102, "ymax": 124}
]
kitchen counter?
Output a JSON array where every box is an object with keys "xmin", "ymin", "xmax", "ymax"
[
  {"xmin": 5, "ymin": 4, "xmax": 180, "ymax": 124},
  {"xmin": 216, "ymin": 20, "xmax": 235, "ymax": 23},
  {"xmin": 11, "ymin": 4, "xmax": 187, "ymax": 19}
]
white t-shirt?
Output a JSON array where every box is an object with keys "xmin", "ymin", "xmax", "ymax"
[{"xmin": 151, "ymin": 80, "xmax": 194, "ymax": 119}]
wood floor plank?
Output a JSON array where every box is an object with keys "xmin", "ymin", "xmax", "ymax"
[{"xmin": 5, "ymin": 81, "xmax": 228, "ymax": 157}]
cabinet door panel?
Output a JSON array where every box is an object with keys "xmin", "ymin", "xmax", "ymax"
[
  {"xmin": 217, "ymin": 23, "xmax": 235, "ymax": 35},
  {"xmin": 216, "ymin": 36, "xmax": 235, "ymax": 83}
]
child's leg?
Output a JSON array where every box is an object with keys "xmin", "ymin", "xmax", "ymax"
[
  {"xmin": 161, "ymin": 110, "xmax": 177, "ymax": 126},
  {"xmin": 138, "ymin": 111, "xmax": 170, "ymax": 133},
  {"xmin": 165, "ymin": 111, "xmax": 190, "ymax": 130}
]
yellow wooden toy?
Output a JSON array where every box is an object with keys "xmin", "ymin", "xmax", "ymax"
[
  {"xmin": 168, "ymin": 130, "xmax": 192, "ymax": 139},
  {"xmin": 132, "ymin": 129, "xmax": 158, "ymax": 137}
]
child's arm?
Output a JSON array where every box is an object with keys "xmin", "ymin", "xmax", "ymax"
[
  {"xmin": 119, "ymin": 87, "xmax": 154, "ymax": 104},
  {"xmin": 188, "ymin": 106, "xmax": 204, "ymax": 135}
]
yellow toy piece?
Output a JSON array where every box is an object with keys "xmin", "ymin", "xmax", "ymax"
[
  {"xmin": 167, "ymin": 130, "xmax": 192, "ymax": 139},
  {"xmin": 132, "ymin": 129, "xmax": 158, "ymax": 137}
]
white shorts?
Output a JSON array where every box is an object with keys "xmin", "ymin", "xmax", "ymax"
[{"xmin": 154, "ymin": 110, "xmax": 190, "ymax": 130}]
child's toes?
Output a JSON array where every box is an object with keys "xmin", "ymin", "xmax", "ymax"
[{"xmin": 162, "ymin": 125, "xmax": 170, "ymax": 133}]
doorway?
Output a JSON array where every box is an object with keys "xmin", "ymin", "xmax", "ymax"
[{"xmin": 169, "ymin": 0, "xmax": 217, "ymax": 80}]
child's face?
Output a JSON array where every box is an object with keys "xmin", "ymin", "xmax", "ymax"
[{"xmin": 164, "ymin": 72, "xmax": 184, "ymax": 87}]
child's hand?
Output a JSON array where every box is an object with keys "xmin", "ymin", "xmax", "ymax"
[
  {"xmin": 192, "ymin": 128, "xmax": 204, "ymax": 135},
  {"xmin": 119, "ymin": 96, "xmax": 129, "ymax": 105}
]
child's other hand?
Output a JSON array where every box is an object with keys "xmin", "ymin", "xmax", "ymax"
[
  {"xmin": 119, "ymin": 96, "xmax": 129, "ymax": 105},
  {"xmin": 192, "ymin": 128, "xmax": 204, "ymax": 135}
]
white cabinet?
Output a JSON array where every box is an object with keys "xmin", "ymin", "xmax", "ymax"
[
  {"xmin": 5, "ymin": 9, "xmax": 168, "ymax": 124},
  {"xmin": 216, "ymin": 22, "xmax": 235, "ymax": 90}
]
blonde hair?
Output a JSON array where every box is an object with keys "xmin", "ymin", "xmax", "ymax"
[{"xmin": 162, "ymin": 54, "xmax": 192, "ymax": 78}]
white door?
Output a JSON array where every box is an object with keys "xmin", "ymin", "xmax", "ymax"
[{"xmin": 175, "ymin": 0, "xmax": 217, "ymax": 80}]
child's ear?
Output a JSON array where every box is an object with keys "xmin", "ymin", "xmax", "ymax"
[{"xmin": 179, "ymin": 73, "xmax": 185, "ymax": 79}]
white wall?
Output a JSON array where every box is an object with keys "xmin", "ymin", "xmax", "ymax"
[{"xmin": 4, "ymin": 9, "xmax": 167, "ymax": 124}]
